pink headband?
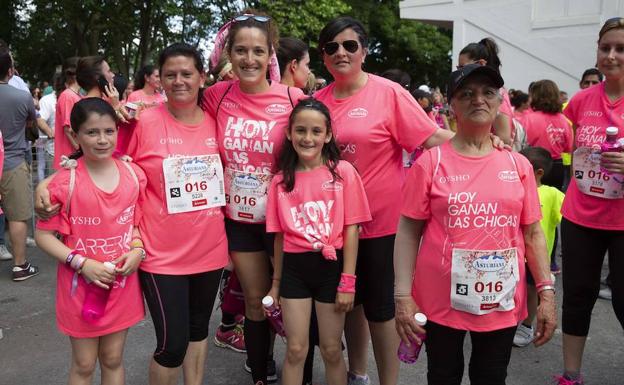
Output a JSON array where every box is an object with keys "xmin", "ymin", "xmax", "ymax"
[{"xmin": 209, "ymin": 19, "xmax": 281, "ymax": 83}]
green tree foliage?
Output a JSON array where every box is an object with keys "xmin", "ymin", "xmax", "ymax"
[{"xmin": 3, "ymin": 0, "xmax": 451, "ymax": 90}]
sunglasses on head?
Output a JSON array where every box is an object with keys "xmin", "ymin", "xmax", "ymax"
[
  {"xmin": 323, "ymin": 40, "xmax": 359, "ymax": 55},
  {"xmin": 233, "ymin": 14, "xmax": 270, "ymax": 23}
]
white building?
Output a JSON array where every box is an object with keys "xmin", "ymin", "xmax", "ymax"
[{"xmin": 399, "ymin": 0, "xmax": 622, "ymax": 96}]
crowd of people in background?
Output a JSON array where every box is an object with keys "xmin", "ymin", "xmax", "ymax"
[{"xmin": 0, "ymin": 10, "xmax": 623, "ymax": 385}]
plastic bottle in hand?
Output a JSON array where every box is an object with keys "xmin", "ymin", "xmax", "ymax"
[
  {"xmin": 82, "ymin": 262, "xmax": 115, "ymax": 324},
  {"xmin": 397, "ymin": 313, "xmax": 427, "ymax": 364},
  {"xmin": 262, "ymin": 295, "xmax": 286, "ymax": 337},
  {"xmin": 600, "ymin": 127, "xmax": 623, "ymax": 173}
]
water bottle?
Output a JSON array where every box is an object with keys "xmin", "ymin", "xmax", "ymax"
[
  {"xmin": 600, "ymin": 127, "xmax": 623, "ymax": 173},
  {"xmin": 262, "ymin": 295, "xmax": 286, "ymax": 337},
  {"xmin": 81, "ymin": 262, "xmax": 115, "ymax": 324},
  {"xmin": 397, "ymin": 313, "xmax": 427, "ymax": 364}
]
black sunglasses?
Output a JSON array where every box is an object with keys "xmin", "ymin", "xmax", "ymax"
[
  {"xmin": 233, "ymin": 14, "xmax": 270, "ymax": 23},
  {"xmin": 323, "ymin": 40, "xmax": 359, "ymax": 55}
]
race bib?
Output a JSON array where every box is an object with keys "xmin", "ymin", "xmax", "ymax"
[
  {"xmin": 162, "ymin": 155, "xmax": 225, "ymax": 214},
  {"xmin": 451, "ymin": 248, "xmax": 519, "ymax": 315},
  {"xmin": 573, "ymin": 147, "xmax": 624, "ymax": 199},
  {"xmin": 224, "ymin": 168, "xmax": 272, "ymax": 223}
]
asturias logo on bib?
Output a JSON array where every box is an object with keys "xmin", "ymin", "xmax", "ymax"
[
  {"xmin": 348, "ymin": 108, "xmax": 368, "ymax": 118},
  {"xmin": 265, "ymin": 104, "xmax": 288, "ymax": 114},
  {"xmin": 497, "ymin": 170, "xmax": 519, "ymax": 182},
  {"xmin": 472, "ymin": 254, "xmax": 506, "ymax": 272},
  {"xmin": 234, "ymin": 174, "xmax": 261, "ymax": 189},
  {"xmin": 182, "ymin": 159, "xmax": 209, "ymax": 174}
]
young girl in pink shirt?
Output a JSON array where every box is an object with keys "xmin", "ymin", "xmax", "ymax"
[
  {"xmin": 35, "ymin": 97, "xmax": 146, "ymax": 385},
  {"xmin": 265, "ymin": 98, "xmax": 371, "ymax": 385}
]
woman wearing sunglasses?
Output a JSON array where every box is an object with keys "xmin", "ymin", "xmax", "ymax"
[
  {"xmin": 313, "ymin": 16, "xmax": 453, "ymax": 385},
  {"xmin": 203, "ymin": 10, "xmax": 305, "ymax": 385},
  {"xmin": 555, "ymin": 17, "xmax": 624, "ymax": 385}
]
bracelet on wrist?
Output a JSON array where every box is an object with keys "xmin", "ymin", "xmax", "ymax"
[
  {"xmin": 66, "ymin": 250, "xmax": 80, "ymax": 265},
  {"xmin": 537, "ymin": 285, "xmax": 556, "ymax": 294},
  {"xmin": 337, "ymin": 273, "xmax": 356, "ymax": 294}
]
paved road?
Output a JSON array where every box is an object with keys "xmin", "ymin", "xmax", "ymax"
[{"xmin": 1, "ymin": 249, "xmax": 622, "ymax": 385}]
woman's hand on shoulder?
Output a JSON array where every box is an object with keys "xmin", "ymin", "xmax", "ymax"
[
  {"xmin": 490, "ymin": 133, "xmax": 512, "ymax": 151},
  {"xmin": 34, "ymin": 176, "xmax": 60, "ymax": 220},
  {"xmin": 395, "ymin": 295, "xmax": 426, "ymax": 345}
]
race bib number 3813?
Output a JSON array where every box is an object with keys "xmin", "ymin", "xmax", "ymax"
[{"xmin": 162, "ymin": 155, "xmax": 225, "ymax": 214}]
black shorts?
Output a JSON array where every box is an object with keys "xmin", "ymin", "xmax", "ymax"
[
  {"xmin": 354, "ymin": 234, "xmax": 396, "ymax": 322},
  {"xmin": 225, "ymin": 218, "xmax": 275, "ymax": 255},
  {"xmin": 280, "ymin": 250, "xmax": 343, "ymax": 303}
]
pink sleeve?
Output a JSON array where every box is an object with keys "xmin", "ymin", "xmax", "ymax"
[
  {"xmin": 288, "ymin": 87, "xmax": 306, "ymax": 106},
  {"xmin": 390, "ymin": 86, "xmax": 438, "ymax": 153},
  {"xmin": 127, "ymin": 91, "xmax": 139, "ymax": 103},
  {"xmin": 59, "ymin": 93, "xmax": 74, "ymax": 128},
  {"xmin": 563, "ymin": 115, "xmax": 574, "ymax": 152},
  {"xmin": 515, "ymin": 153, "xmax": 542, "ymax": 225},
  {"xmin": 563, "ymin": 95, "xmax": 578, "ymax": 124},
  {"xmin": 400, "ymin": 152, "xmax": 434, "ymax": 220},
  {"xmin": 36, "ymin": 173, "xmax": 71, "ymax": 235},
  {"xmin": 125, "ymin": 119, "xmax": 142, "ymax": 159},
  {"xmin": 265, "ymin": 177, "xmax": 282, "ymax": 233},
  {"xmin": 340, "ymin": 163, "xmax": 372, "ymax": 225},
  {"xmin": 499, "ymin": 89, "xmax": 514, "ymax": 118},
  {"xmin": 131, "ymin": 163, "xmax": 148, "ymax": 225}
]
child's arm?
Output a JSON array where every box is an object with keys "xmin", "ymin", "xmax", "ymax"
[
  {"xmin": 35, "ymin": 229, "xmax": 116, "ymax": 289},
  {"xmin": 113, "ymin": 226, "xmax": 144, "ymax": 276},
  {"xmin": 335, "ymin": 224, "xmax": 358, "ymax": 312},
  {"xmin": 267, "ymin": 232, "xmax": 284, "ymax": 303}
]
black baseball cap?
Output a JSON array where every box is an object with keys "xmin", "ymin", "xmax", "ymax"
[{"xmin": 447, "ymin": 64, "xmax": 504, "ymax": 102}]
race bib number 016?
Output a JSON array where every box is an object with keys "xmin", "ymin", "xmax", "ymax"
[
  {"xmin": 163, "ymin": 155, "xmax": 225, "ymax": 214},
  {"xmin": 451, "ymin": 248, "xmax": 519, "ymax": 315},
  {"xmin": 224, "ymin": 168, "xmax": 272, "ymax": 223},
  {"xmin": 573, "ymin": 147, "xmax": 624, "ymax": 199}
]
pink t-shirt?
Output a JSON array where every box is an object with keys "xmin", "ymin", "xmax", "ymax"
[
  {"xmin": 496, "ymin": 88, "xmax": 516, "ymax": 140},
  {"xmin": 126, "ymin": 104, "xmax": 229, "ymax": 273},
  {"xmin": 127, "ymin": 89, "xmax": 166, "ymax": 108},
  {"xmin": 314, "ymin": 74, "xmax": 438, "ymax": 239},
  {"xmin": 266, "ymin": 161, "xmax": 371, "ymax": 252},
  {"xmin": 203, "ymin": 81, "xmax": 305, "ymax": 222},
  {"xmin": 562, "ymin": 83, "xmax": 624, "ymax": 230},
  {"xmin": 401, "ymin": 142, "xmax": 541, "ymax": 331},
  {"xmin": 54, "ymin": 89, "xmax": 82, "ymax": 169},
  {"xmin": 521, "ymin": 110, "xmax": 573, "ymax": 160},
  {"xmin": 115, "ymin": 120, "xmax": 137, "ymax": 158},
  {"xmin": 37, "ymin": 158, "xmax": 146, "ymax": 338}
]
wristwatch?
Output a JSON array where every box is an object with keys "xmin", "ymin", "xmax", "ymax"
[{"xmin": 537, "ymin": 285, "xmax": 555, "ymax": 294}]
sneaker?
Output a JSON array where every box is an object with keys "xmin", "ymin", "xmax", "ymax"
[
  {"xmin": 554, "ymin": 374, "xmax": 584, "ymax": 385},
  {"xmin": 26, "ymin": 237, "xmax": 36, "ymax": 248},
  {"xmin": 0, "ymin": 244, "xmax": 12, "ymax": 261},
  {"xmin": 348, "ymin": 372, "xmax": 371, "ymax": 385},
  {"xmin": 513, "ymin": 323, "xmax": 534, "ymax": 347},
  {"xmin": 12, "ymin": 262, "xmax": 39, "ymax": 281},
  {"xmin": 214, "ymin": 324, "xmax": 246, "ymax": 353},
  {"xmin": 244, "ymin": 359, "xmax": 278, "ymax": 383},
  {"xmin": 598, "ymin": 287, "xmax": 612, "ymax": 300}
]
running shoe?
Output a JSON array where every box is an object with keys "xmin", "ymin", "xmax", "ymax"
[
  {"xmin": 214, "ymin": 324, "xmax": 246, "ymax": 353},
  {"xmin": 0, "ymin": 244, "xmax": 12, "ymax": 261},
  {"xmin": 512, "ymin": 323, "xmax": 534, "ymax": 347},
  {"xmin": 12, "ymin": 262, "xmax": 39, "ymax": 281},
  {"xmin": 347, "ymin": 372, "xmax": 371, "ymax": 385},
  {"xmin": 244, "ymin": 359, "xmax": 278, "ymax": 383},
  {"xmin": 598, "ymin": 287, "xmax": 612, "ymax": 300},
  {"xmin": 554, "ymin": 374, "xmax": 584, "ymax": 385}
]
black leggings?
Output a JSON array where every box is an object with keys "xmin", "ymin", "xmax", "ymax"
[
  {"xmin": 425, "ymin": 321, "xmax": 516, "ymax": 385},
  {"xmin": 561, "ymin": 218, "xmax": 624, "ymax": 336},
  {"xmin": 139, "ymin": 269, "xmax": 223, "ymax": 368}
]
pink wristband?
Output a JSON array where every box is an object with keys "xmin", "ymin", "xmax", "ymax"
[
  {"xmin": 66, "ymin": 250, "xmax": 79, "ymax": 265},
  {"xmin": 337, "ymin": 273, "xmax": 356, "ymax": 293}
]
